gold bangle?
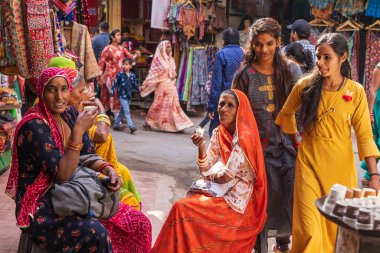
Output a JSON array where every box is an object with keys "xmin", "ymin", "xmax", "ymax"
[
  {"xmin": 197, "ymin": 160, "xmax": 208, "ymax": 167},
  {"xmin": 197, "ymin": 155, "xmax": 207, "ymax": 163},
  {"xmin": 66, "ymin": 141, "xmax": 83, "ymax": 151}
]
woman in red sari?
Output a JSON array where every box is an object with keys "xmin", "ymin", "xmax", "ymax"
[
  {"xmin": 6, "ymin": 67, "xmax": 152, "ymax": 253},
  {"xmin": 98, "ymin": 29, "xmax": 140, "ymax": 116},
  {"xmin": 153, "ymin": 89, "xmax": 267, "ymax": 252}
]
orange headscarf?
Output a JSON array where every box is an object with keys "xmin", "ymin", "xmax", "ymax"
[{"xmin": 217, "ymin": 89, "xmax": 267, "ymax": 234}]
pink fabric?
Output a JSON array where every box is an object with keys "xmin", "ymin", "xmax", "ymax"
[
  {"xmin": 6, "ymin": 67, "xmax": 71, "ymax": 227},
  {"xmin": 140, "ymin": 41, "xmax": 176, "ymax": 97},
  {"xmin": 100, "ymin": 203, "xmax": 152, "ymax": 253}
]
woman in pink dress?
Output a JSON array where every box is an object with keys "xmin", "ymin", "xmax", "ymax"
[
  {"xmin": 140, "ymin": 40, "xmax": 193, "ymax": 132},
  {"xmin": 98, "ymin": 29, "xmax": 140, "ymax": 116}
]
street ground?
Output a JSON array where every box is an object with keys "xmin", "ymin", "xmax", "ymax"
[{"xmin": 0, "ymin": 110, "xmax": 366, "ymax": 252}]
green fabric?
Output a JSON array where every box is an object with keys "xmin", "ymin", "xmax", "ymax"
[
  {"xmin": 361, "ymin": 84, "xmax": 380, "ymax": 179},
  {"xmin": 48, "ymin": 57, "xmax": 76, "ymax": 69},
  {"xmin": 0, "ymin": 149, "xmax": 12, "ymax": 174},
  {"xmin": 183, "ymin": 47, "xmax": 194, "ymax": 102},
  {"xmin": 120, "ymin": 179, "xmax": 142, "ymax": 203}
]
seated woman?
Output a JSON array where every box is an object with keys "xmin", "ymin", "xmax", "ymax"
[
  {"xmin": 6, "ymin": 67, "xmax": 151, "ymax": 253},
  {"xmin": 48, "ymin": 55, "xmax": 142, "ymax": 210},
  {"xmin": 152, "ymin": 89, "xmax": 267, "ymax": 252}
]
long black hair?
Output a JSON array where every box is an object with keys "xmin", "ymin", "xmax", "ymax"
[
  {"xmin": 109, "ymin": 29, "xmax": 120, "ymax": 44},
  {"xmin": 301, "ymin": 33, "xmax": 351, "ymax": 132},
  {"xmin": 285, "ymin": 42, "xmax": 314, "ymax": 74},
  {"xmin": 238, "ymin": 16, "xmax": 254, "ymax": 31},
  {"xmin": 234, "ymin": 17, "xmax": 291, "ymax": 111}
]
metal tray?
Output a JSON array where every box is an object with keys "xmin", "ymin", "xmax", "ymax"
[{"xmin": 315, "ymin": 196, "xmax": 380, "ymax": 237}]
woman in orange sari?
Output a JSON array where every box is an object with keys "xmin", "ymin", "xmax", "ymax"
[
  {"xmin": 140, "ymin": 40, "xmax": 193, "ymax": 132},
  {"xmin": 153, "ymin": 89, "xmax": 267, "ymax": 252}
]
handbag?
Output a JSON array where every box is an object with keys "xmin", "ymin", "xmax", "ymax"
[
  {"xmin": 52, "ymin": 164, "xmax": 119, "ymax": 219},
  {"xmin": 189, "ymin": 161, "xmax": 234, "ymax": 197}
]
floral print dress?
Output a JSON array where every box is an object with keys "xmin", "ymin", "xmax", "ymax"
[
  {"xmin": 16, "ymin": 107, "xmax": 152, "ymax": 253},
  {"xmin": 98, "ymin": 45, "xmax": 133, "ymax": 113}
]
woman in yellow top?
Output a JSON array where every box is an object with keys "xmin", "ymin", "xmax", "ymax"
[{"xmin": 275, "ymin": 33, "xmax": 380, "ymax": 253}]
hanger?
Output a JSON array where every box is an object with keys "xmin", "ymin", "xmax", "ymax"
[
  {"xmin": 336, "ymin": 19, "xmax": 360, "ymax": 32},
  {"xmin": 183, "ymin": 0, "xmax": 195, "ymax": 8},
  {"xmin": 309, "ymin": 18, "xmax": 334, "ymax": 27},
  {"xmin": 366, "ymin": 20, "xmax": 380, "ymax": 31}
]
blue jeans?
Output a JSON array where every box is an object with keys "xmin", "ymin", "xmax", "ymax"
[
  {"xmin": 208, "ymin": 111, "xmax": 220, "ymax": 137},
  {"xmin": 114, "ymin": 98, "xmax": 134, "ymax": 129}
]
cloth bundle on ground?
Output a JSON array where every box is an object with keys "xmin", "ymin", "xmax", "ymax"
[{"xmin": 52, "ymin": 154, "xmax": 119, "ymax": 218}]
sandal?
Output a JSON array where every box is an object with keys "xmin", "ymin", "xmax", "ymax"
[{"xmin": 143, "ymin": 123, "xmax": 152, "ymax": 131}]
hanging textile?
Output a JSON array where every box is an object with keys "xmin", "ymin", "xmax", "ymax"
[
  {"xmin": 190, "ymin": 48, "xmax": 208, "ymax": 107},
  {"xmin": 24, "ymin": 0, "xmax": 54, "ymax": 86},
  {"xmin": 340, "ymin": 31, "xmax": 360, "ymax": 83},
  {"xmin": 176, "ymin": 48, "xmax": 188, "ymax": 97},
  {"xmin": 178, "ymin": 6, "xmax": 198, "ymax": 40},
  {"xmin": 183, "ymin": 47, "xmax": 194, "ymax": 102},
  {"xmin": 309, "ymin": 0, "xmax": 335, "ymax": 19},
  {"xmin": 60, "ymin": 21, "xmax": 101, "ymax": 80},
  {"xmin": 8, "ymin": 0, "xmax": 30, "ymax": 79},
  {"xmin": 334, "ymin": 0, "xmax": 365, "ymax": 17},
  {"xmin": 0, "ymin": 0, "xmax": 16, "ymax": 68},
  {"xmin": 364, "ymin": 31, "xmax": 380, "ymax": 97},
  {"xmin": 366, "ymin": 0, "xmax": 380, "ymax": 18},
  {"xmin": 50, "ymin": 10, "xmax": 64, "ymax": 53},
  {"xmin": 151, "ymin": 0, "xmax": 170, "ymax": 29}
]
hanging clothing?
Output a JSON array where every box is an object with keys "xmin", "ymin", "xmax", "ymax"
[
  {"xmin": 98, "ymin": 45, "xmax": 133, "ymax": 113},
  {"xmin": 153, "ymin": 89, "xmax": 267, "ymax": 253},
  {"xmin": 60, "ymin": 21, "xmax": 101, "ymax": 81},
  {"xmin": 178, "ymin": 6, "xmax": 198, "ymax": 40},
  {"xmin": 140, "ymin": 41, "xmax": 193, "ymax": 132},
  {"xmin": 234, "ymin": 62, "xmax": 302, "ymax": 238},
  {"xmin": 190, "ymin": 48, "xmax": 208, "ymax": 107},
  {"xmin": 366, "ymin": 0, "xmax": 380, "ymax": 18},
  {"xmin": 340, "ymin": 31, "xmax": 360, "ymax": 83},
  {"xmin": 211, "ymin": 4, "xmax": 227, "ymax": 30},
  {"xmin": 334, "ymin": 0, "xmax": 365, "ymax": 17},
  {"xmin": 275, "ymin": 77, "xmax": 380, "ymax": 253},
  {"xmin": 24, "ymin": 0, "xmax": 55, "ymax": 86},
  {"xmin": 364, "ymin": 31, "xmax": 380, "ymax": 97}
]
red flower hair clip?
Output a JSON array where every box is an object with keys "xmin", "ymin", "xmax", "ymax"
[{"xmin": 343, "ymin": 90, "xmax": 353, "ymax": 102}]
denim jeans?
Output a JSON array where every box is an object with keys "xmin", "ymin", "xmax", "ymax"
[
  {"xmin": 208, "ymin": 111, "xmax": 220, "ymax": 137},
  {"xmin": 114, "ymin": 98, "xmax": 134, "ymax": 129}
]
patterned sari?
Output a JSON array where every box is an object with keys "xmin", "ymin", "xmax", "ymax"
[
  {"xmin": 6, "ymin": 67, "xmax": 152, "ymax": 253},
  {"xmin": 140, "ymin": 41, "xmax": 193, "ymax": 132},
  {"xmin": 153, "ymin": 89, "xmax": 267, "ymax": 252}
]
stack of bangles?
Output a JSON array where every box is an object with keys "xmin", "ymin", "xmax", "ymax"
[
  {"xmin": 370, "ymin": 112, "xmax": 374, "ymax": 117},
  {"xmin": 96, "ymin": 114, "xmax": 110, "ymax": 126},
  {"xmin": 99, "ymin": 162, "xmax": 112, "ymax": 174},
  {"xmin": 66, "ymin": 140, "xmax": 83, "ymax": 151},
  {"xmin": 197, "ymin": 156, "xmax": 208, "ymax": 167}
]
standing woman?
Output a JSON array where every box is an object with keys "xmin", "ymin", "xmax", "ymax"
[
  {"xmin": 233, "ymin": 17, "xmax": 302, "ymax": 253},
  {"xmin": 238, "ymin": 15, "xmax": 254, "ymax": 49},
  {"xmin": 361, "ymin": 62, "xmax": 380, "ymax": 186},
  {"xmin": 140, "ymin": 40, "xmax": 193, "ymax": 132},
  {"xmin": 98, "ymin": 29, "xmax": 140, "ymax": 118},
  {"xmin": 275, "ymin": 33, "xmax": 380, "ymax": 252}
]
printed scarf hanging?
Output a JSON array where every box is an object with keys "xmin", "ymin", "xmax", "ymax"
[{"xmin": 24, "ymin": 0, "xmax": 54, "ymax": 88}]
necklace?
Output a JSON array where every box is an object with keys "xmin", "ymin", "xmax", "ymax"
[
  {"xmin": 59, "ymin": 117, "xmax": 66, "ymax": 147},
  {"xmin": 337, "ymin": 77, "xmax": 345, "ymax": 91}
]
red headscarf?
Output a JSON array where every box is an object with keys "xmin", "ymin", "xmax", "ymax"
[
  {"xmin": 217, "ymin": 89, "xmax": 267, "ymax": 235},
  {"xmin": 140, "ymin": 40, "xmax": 177, "ymax": 97},
  {"xmin": 6, "ymin": 67, "xmax": 72, "ymax": 227}
]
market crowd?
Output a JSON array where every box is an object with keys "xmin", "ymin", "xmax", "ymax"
[{"xmin": 6, "ymin": 15, "xmax": 380, "ymax": 253}]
